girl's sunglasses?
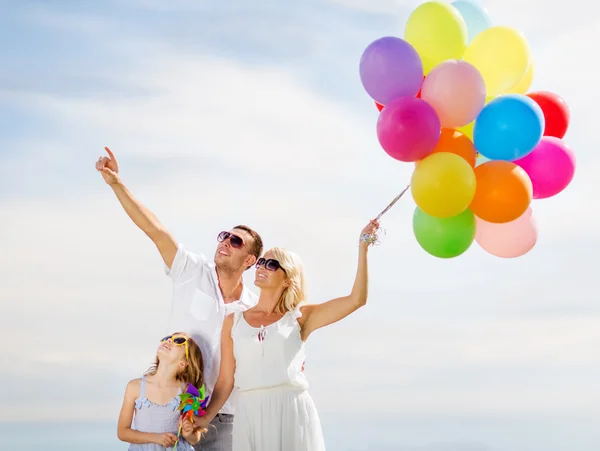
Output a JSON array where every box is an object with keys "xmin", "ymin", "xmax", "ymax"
[
  {"xmin": 256, "ymin": 257, "xmax": 284, "ymax": 273},
  {"xmin": 217, "ymin": 231, "xmax": 247, "ymax": 250},
  {"xmin": 160, "ymin": 334, "xmax": 189, "ymax": 360}
]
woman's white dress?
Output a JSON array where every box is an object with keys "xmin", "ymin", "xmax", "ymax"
[{"xmin": 231, "ymin": 308, "xmax": 326, "ymax": 451}]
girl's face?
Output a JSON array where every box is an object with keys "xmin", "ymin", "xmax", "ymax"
[{"xmin": 157, "ymin": 334, "xmax": 188, "ymax": 364}]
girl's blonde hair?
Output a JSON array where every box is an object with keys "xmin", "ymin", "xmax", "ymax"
[
  {"xmin": 268, "ymin": 247, "xmax": 307, "ymax": 315},
  {"xmin": 145, "ymin": 332, "xmax": 205, "ymax": 389}
]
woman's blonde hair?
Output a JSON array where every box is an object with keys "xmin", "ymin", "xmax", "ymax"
[
  {"xmin": 268, "ymin": 247, "xmax": 307, "ymax": 315},
  {"xmin": 145, "ymin": 332, "xmax": 205, "ymax": 389}
]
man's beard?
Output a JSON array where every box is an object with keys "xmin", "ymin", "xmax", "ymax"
[{"xmin": 215, "ymin": 256, "xmax": 242, "ymax": 273}]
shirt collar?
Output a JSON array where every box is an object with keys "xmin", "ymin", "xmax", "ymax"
[{"xmin": 208, "ymin": 261, "xmax": 258, "ymax": 309}]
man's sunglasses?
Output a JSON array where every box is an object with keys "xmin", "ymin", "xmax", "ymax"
[
  {"xmin": 256, "ymin": 257, "xmax": 285, "ymax": 273},
  {"xmin": 217, "ymin": 231, "xmax": 248, "ymax": 251},
  {"xmin": 160, "ymin": 334, "xmax": 189, "ymax": 360}
]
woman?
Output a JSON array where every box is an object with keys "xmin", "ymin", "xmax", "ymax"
[{"xmin": 194, "ymin": 221, "xmax": 378, "ymax": 450}]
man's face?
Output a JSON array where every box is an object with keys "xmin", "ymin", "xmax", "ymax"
[{"xmin": 214, "ymin": 228, "xmax": 256, "ymax": 272}]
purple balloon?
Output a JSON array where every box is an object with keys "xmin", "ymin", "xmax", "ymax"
[
  {"xmin": 376, "ymin": 97, "xmax": 441, "ymax": 162},
  {"xmin": 513, "ymin": 136, "xmax": 576, "ymax": 199},
  {"xmin": 359, "ymin": 37, "xmax": 424, "ymax": 105}
]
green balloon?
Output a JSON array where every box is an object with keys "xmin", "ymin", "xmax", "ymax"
[{"xmin": 413, "ymin": 207, "xmax": 476, "ymax": 258}]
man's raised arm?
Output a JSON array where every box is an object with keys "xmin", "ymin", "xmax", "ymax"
[{"xmin": 96, "ymin": 146, "xmax": 177, "ymax": 268}]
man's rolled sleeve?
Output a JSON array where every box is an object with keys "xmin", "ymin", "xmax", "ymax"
[{"xmin": 164, "ymin": 244, "xmax": 208, "ymax": 285}]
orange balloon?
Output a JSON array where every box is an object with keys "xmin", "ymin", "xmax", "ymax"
[
  {"xmin": 415, "ymin": 128, "xmax": 476, "ymax": 167},
  {"xmin": 431, "ymin": 128, "xmax": 476, "ymax": 167},
  {"xmin": 470, "ymin": 161, "xmax": 533, "ymax": 223}
]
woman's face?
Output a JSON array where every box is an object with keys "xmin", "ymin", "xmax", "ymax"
[
  {"xmin": 156, "ymin": 334, "xmax": 188, "ymax": 364},
  {"xmin": 254, "ymin": 250, "xmax": 288, "ymax": 289}
]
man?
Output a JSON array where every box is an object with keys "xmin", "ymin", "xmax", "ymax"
[{"xmin": 96, "ymin": 147, "xmax": 262, "ymax": 451}]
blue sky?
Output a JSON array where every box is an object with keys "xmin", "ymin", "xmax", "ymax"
[{"xmin": 1, "ymin": 0, "xmax": 599, "ymax": 450}]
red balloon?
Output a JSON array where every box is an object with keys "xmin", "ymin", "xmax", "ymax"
[
  {"xmin": 375, "ymin": 75, "xmax": 425, "ymax": 111},
  {"xmin": 526, "ymin": 91, "xmax": 570, "ymax": 138},
  {"xmin": 416, "ymin": 75, "xmax": 425, "ymax": 98}
]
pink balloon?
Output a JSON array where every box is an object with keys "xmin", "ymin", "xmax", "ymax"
[
  {"xmin": 475, "ymin": 208, "xmax": 537, "ymax": 258},
  {"xmin": 421, "ymin": 60, "xmax": 486, "ymax": 128},
  {"xmin": 513, "ymin": 136, "xmax": 576, "ymax": 199},
  {"xmin": 376, "ymin": 97, "xmax": 441, "ymax": 162}
]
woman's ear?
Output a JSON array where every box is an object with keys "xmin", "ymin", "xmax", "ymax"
[{"xmin": 283, "ymin": 279, "xmax": 291, "ymax": 288}]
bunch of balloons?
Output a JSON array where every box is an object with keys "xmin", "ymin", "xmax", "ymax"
[{"xmin": 359, "ymin": 0, "xmax": 575, "ymax": 259}]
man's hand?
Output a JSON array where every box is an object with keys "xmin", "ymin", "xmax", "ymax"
[
  {"xmin": 193, "ymin": 415, "xmax": 211, "ymax": 431},
  {"xmin": 96, "ymin": 146, "xmax": 120, "ymax": 185}
]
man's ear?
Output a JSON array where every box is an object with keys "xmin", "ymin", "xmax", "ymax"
[{"xmin": 246, "ymin": 254, "xmax": 257, "ymax": 268}]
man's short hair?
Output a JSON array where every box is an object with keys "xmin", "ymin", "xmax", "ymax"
[{"xmin": 233, "ymin": 225, "xmax": 263, "ymax": 259}]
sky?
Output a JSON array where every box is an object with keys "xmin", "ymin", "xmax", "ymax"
[{"xmin": 1, "ymin": 0, "xmax": 599, "ymax": 450}]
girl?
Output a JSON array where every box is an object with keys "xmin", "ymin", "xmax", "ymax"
[
  {"xmin": 194, "ymin": 220, "xmax": 378, "ymax": 450},
  {"xmin": 117, "ymin": 332, "xmax": 205, "ymax": 450}
]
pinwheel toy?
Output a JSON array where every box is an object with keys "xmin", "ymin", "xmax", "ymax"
[{"xmin": 172, "ymin": 383, "xmax": 210, "ymax": 450}]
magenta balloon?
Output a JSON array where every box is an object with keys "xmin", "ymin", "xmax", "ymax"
[
  {"xmin": 475, "ymin": 208, "xmax": 537, "ymax": 258},
  {"xmin": 421, "ymin": 60, "xmax": 486, "ymax": 128},
  {"xmin": 513, "ymin": 136, "xmax": 576, "ymax": 199},
  {"xmin": 376, "ymin": 97, "xmax": 441, "ymax": 162},
  {"xmin": 359, "ymin": 37, "xmax": 424, "ymax": 105}
]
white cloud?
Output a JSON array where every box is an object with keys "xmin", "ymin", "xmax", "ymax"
[
  {"xmin": 329, "ymin": 0, "xmax": 595, "ymax": 38},
  {"xmin": 2, "ymin": 51, "xmax": 405, "ymax": 187},
  {"xmin": 329, "ymin": 0, "xmax": 418, "ymax": 14}
]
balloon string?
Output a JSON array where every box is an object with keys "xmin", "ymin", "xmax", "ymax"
[
  {"xmin": 361, "ymin": 184, "xmax": 411, "ymax": 246},
  {"xmin": 374, "ymin": 184, "xmax": 410, "ymax": 221}
]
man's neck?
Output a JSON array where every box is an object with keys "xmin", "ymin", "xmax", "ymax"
[{"xmin": 216, "ymin": 268, "xmax": 245, "ymax": 304}]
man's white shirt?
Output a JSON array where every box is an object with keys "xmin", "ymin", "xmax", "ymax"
[{"xmin": 165, "ymin": 244, "xmax": 258, "ymax": 414}]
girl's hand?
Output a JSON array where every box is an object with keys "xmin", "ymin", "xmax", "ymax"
[
  {"xmin": 153, "ymin": 432, "xmax": 178, "ymax": 447},
  {"xmin": 181, "ymin": 417, "xmax": 196, "ymax": 438}
]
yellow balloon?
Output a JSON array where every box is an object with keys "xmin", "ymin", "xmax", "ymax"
[
  {"xmin": 463, "ymin": 26, "xmax": 530, "ymax": 97},
  {"xmin": 404, "ymin": 1, "xmax": 467, "ymax": 74},
  {"xmin": 411, "ymin": 152, "xmax": 476, "ymax": 218},
  {"xmin": 506, "ymin": 58, "xmax": 534, "ymax": 94},
  {"xmin": 457, "ymin": 121, "xmax": 474, "ymax": 140}
]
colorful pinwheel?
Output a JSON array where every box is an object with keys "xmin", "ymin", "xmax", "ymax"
[{"xmin": 172, "ymin": 383, "xmax": 210, "ymax": 450}]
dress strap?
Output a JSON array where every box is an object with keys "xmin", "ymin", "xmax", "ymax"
[
  {"xmin": 139, "ymin": 376, "xmax": 147, "ymax": 398},
  {"xmin": 231, "ymin": 311, "xmax": 244, "ymax": 335},
  {"xmin": 291, "ymin": 304, "xmax": 304, "ymax": 319}
]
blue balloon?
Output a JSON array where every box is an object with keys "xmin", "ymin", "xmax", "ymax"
[
  {"xmin": 474, "ymin": 94, "xmax": 545, "ymax": 161},
  {"xmin": 451, "ymin": 0, "xmax": 492, "ymax": 43}
]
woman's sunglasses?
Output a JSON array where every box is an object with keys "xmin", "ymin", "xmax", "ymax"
[
  {"xmin": 256, "ymin": 257, "xmax": 285, "ymax": 273},
  {"xmin": 217, "ymin": 231, "xmax": 248, "ymax": 251},
  {"xmin": 160, "ymin": 334, "xmax": 189, "ymax": 360}
]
